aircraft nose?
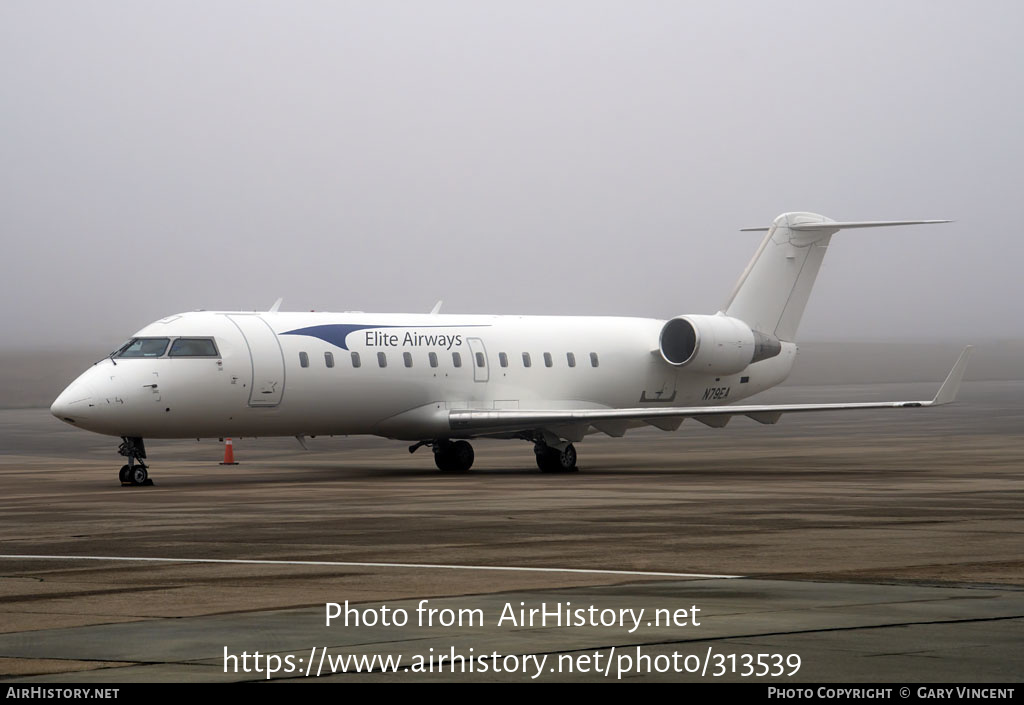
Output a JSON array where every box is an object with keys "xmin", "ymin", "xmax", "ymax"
[{"xmin": 51, "ymin": 382, "xmax": 94, "ymax": 424}]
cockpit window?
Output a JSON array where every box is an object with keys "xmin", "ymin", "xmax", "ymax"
[
  {"xmin": 117, "ymin": 338, "xmax": 170, "ymax": 358},
  {"xmin": 169, "ymin": 338, "xmax": 219, "ymax": 357}
]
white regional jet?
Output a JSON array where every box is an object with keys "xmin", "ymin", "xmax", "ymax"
[{"xmin": 51, "ymin": 212, "xmax": 971, "ymax": 485}]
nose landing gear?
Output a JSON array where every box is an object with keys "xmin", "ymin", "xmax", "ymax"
[{"xmin": 118, "ymin": 436, "xmax": 153, "ymax": 486}]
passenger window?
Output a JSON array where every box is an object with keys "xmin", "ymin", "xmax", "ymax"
[
  {"xmin": 452, "ymin": 352, "xmax": 462, "ymax": 368},
  {"xmin": 325, "ymin": 351, "xmax": 334, "ymax": 368},
  {"xmin": 543, "ymin": 352, "xmax": 553, "ymax": 368},
  {"xmin": 299, "ymin": 352, "xmax": 309, "ymax": 368},
  {"xmin": 429, "ymin": 352, "xmax": 438, "ymax": 368},
  {"xmin": 475, "ymin": 352, "xmax": 485, "ymax": 368},
  {"xmin": 169, "ymin": 338, "xmax": 218, "ymax": 357},
  {"xmin": 522, "ymin": 352, "xmax": 532, "ymax": 368},
  {"xmin": 351, "ymin": 352, "xmax": 361, "ymax": 368},
  {"xmin": 567, "ymin": 352, "xmax": 576, "ymax": 367},
  {"xmin": 403, "ymin": 352, "xmax": 413, "ymax": 368},
  {"xmin": 499, "ymin": 352, "xmax": 508, "ymax": 368},
  {"xmin": 377, "ymin": 352, "xmax": 387, "ymax": 368},
  {"xmin": 117, "ymin": 338, "xmax": 170, "ymax": 358},
  {"xmin": 590, "ymin": 352, "xmax": 599, "ymax": 368}
]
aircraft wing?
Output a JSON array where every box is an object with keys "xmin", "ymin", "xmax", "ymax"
[{"xmin": 449, "ymin": 346, "xmax": 972, "ymax": 438}]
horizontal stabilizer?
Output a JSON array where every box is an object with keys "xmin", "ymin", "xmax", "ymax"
[
  {"xmin": 790, "ymin": 219, "xmax": 952, "ymax": 231},
  {"xmin": 741, "ymin": 219, "xmax": 950, "ymax": 232}
]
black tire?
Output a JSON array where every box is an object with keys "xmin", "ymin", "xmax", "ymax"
[
  {"xmin": 560, "ymin": 443, "xmax": 578, "ymax": 472},
  {"xmin": 131, "ymin": 466, "xmax": 148, "ymax": 485},
  {"xmin": 119, "ymin": 465, "xmax": 131, "ymax": 483},
  {"xmin": 536, "ymin": 447, "xmax": 559, "ymax": 473},
  {"xmin": 434, "ymin": 446, "xmax": 452, "ymax": 471},
  {"xmin": 536, "ymin": 449, "xmax": 552, "ymax": 472},
  {"xmin": 451, "ymin": 440, "xmax": 474, "ymax": 472},
  {"xmin": 537, "ymin": 445, "xmax": 577, "ymax": 473},
  {"xmin": 435, "ymin": 441, "xmax": 474, "ymax": 472}
]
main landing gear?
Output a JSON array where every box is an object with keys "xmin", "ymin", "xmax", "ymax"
[
  {"xmin": 409, "ymin": 437, "xmax": 579, "ymax": 473},
  {"xmin": 117, "ymin": 436, "xmax": 153, "ymax": 486},
  {"xmin": 408, "ymin": 439, "xmax": 476, "ymax": 472},
  {"xmin": 534, "ymin": 441, "xmax": 578, "ymax": 473},
  {"xmin": 433, "ymin": 440, "xmax": 475, "ymax": 473}
]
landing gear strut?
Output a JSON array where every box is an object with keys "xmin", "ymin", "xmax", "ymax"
[
  {"xmin": 117, "ymin": 436, "xmax": 152, "ymax": 486},
  {"xmin": 433, "ymin": 440, "xmax": 475, "ymax": 473},
  {"xmin": 535, "ymin": 441, "xmax": 578, "ymax": 473}
]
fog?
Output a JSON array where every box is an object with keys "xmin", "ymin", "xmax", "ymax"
[{"xmin": 2, "ymin": 1, "xmax": 1022, "ymax": 349}]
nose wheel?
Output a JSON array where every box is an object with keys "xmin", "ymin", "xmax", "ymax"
[
  {"xmin": 117, "ymin": 437, "xmax": 153, "ymax": 486},
  {"xmin": 118, "ymin": 464, "xmax": 150, "ymax": 485}
]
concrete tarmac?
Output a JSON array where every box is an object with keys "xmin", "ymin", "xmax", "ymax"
[{"xmin": 0, "ymin": 381, "xmax": 1021, "ymax": 682}]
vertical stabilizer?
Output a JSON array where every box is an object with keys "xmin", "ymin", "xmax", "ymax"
[{"xmin": 724, "ymin": 212, "xmax": 835, "ymax": 342}]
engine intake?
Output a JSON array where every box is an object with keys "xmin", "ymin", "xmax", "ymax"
[{"xmin": 659, "ymin": 315, "xmax": 781, "ymax": 375}]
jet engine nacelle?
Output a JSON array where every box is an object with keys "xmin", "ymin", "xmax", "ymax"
[{"xmin": 658, "ymin": 314, "xmax": 781, "ymax": 375}]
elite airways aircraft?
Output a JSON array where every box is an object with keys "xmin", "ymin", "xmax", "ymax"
[{"xmin": 51, "ymin": 212, "xmax": 970, "ymax": 485}]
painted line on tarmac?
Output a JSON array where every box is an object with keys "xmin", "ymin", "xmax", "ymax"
[{"xmin": 0, "ymin": 554, "xmax": 742, "ymax": 580}]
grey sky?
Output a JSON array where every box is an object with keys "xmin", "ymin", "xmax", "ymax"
[{"xmin": 2, "ymin": 1, "xmax": 1021, "ymax": 349}]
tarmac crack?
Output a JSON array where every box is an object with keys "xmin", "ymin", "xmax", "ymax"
[
  {"xmin": 0, "ymin": 585, "xmax": 183, "ymax": 604},
  {"xmin": 542, "ymin": 613, "xmax": 1024, "ymax": 658}
]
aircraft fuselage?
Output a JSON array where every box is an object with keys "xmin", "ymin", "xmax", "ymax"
[{"xmin": 52, "ymin": 311, "xmax": 796, "ymax": 441}]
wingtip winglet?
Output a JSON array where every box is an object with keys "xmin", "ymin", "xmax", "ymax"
[{"xmin": 931, "ymin": 345, "xmax": 973, "ymax": 405}]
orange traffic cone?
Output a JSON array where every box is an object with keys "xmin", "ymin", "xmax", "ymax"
[{"xmin": 220, "ymin": 438, "xmax": 239, "ymax": 465}]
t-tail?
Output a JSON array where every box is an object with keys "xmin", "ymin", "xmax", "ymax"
[{"xmin": 724, "ymin": 212, "xmax": 950, "ymax": 342}]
